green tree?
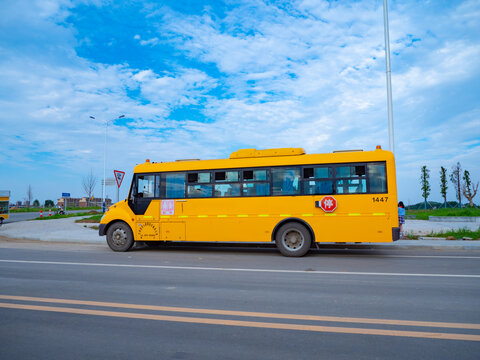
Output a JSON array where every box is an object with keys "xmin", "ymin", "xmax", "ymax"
[
  {"xmin": 44, "ymin": 200, "xmax": 54, "ymax": 208},
  {"xmin": 462, "ymin": 170, "xmax": 479, "ymax": 207},
  {"xmin": 26, "ymin": 185, "xmax": 33, "ymax": 207},
  {"xmin": 420, "ymin": 166, "xmax": 430, "ymax": 209},
  {"xmin": 450, "ymin": 162, "xmax": 462, "ymax": 207},
  {"xmin": 439, "ymin": 166, "xmax": 448, "ymax": 208},
  {"xmin": 32, "ymin": 199, "xmax": 40, "ymax": 207}
]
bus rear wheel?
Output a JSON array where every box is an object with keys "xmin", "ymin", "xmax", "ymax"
[
  {"xmin": 275, "ymin": 222, "xmax": 311, "ymax": 257},
  {"xmin": 106, "ymin": 222, "xmax": 134, "ymax": 252}
]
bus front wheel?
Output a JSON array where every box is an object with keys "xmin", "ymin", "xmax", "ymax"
[
  {"xmin": 106, "ymin": 222, "xmax": 134, "ymax": 252},
  {"xmin": 275, "ymin": 222, "xmax": 311, "ymax": 257}
]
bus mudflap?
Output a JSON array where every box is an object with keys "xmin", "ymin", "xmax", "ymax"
[
  {"xmin": 99, "ymin": 224, "xmax": 107, "ymax": 236},
  {"xmin": 392, "ymin": 227, "xmax": 400, "ymax": 241}
]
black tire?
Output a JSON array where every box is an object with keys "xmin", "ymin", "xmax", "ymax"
[
  {"xmin": 275, "ymin": 222, "xmax": 312, "ymax": 257},
  {"xmin": 106, "ymin": 222, "xmax": 134, "ymax": 252}
]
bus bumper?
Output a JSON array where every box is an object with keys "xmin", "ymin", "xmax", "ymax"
[
  {"xmin": 392, "ymin": 227, "xmax": 400, "ymax": 241},
  {"xmin": 99, "ymin": 224, "xmax": 107, "ymax": 236}
]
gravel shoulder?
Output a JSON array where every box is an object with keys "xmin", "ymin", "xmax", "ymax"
[{"xmin": 405, "ymin": 219, "xmax": 479, "ymax": 235}]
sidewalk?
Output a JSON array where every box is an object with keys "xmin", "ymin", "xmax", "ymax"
[
  {"xmin": 0, "ymin": 217, "xmax": 479, "ymax": 250},
  {"xmin": 0, "ymin": 216, "xmax": 103, "ymax": 243}
]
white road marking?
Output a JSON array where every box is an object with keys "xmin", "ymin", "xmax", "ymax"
[
  {"xmin": 339, "ymin": 255, "xmax": 480, "ymax": 260},
  {"xmin": 0, "ymin": 259, "xmax": 479, "ymax": 278}
]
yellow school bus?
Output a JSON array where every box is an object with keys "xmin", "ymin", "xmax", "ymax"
[
  {"xmin": 99, "ymin": 146, "xmax": 399, "ymax": 256},
  {"xmin": 0, "ymin": 190, "xmax": 10, "ymax": 225}
]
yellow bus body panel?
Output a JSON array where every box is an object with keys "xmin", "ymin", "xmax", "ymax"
[{"xmin": 101, "ymin": 148, "xmax": 398, "ymax": 244}]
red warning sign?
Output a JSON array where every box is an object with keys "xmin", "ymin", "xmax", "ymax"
[
  {"xmin": 319, "ymin": 196, "xmax": 337, "ymax": 212},
  {"xmin": 114, "ymin": 170, "xmax": 125, "ymax": 188}
]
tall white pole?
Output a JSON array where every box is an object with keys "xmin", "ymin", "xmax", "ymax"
[
  {"xmin": 103, "ymin": 120, "xmax": 107, "ymax": 213},
  {"xmin": 383, "ymin": 0, "xmax": 394, "ymax": 153}
]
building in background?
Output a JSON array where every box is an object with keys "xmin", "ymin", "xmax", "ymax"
[{"xmin": 57, "ymin": 197, "xmax": 111, "ymax": 208}]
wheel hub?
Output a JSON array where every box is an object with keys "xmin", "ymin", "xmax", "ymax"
[
  {"xmin": 112, "ymin": 228, "xmax": 127, "ymax": 246},
  {"xmin": 283, "ymin": 230, "xmax": 304, "ymax": 249}
]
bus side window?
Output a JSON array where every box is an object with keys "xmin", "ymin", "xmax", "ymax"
[
  {"xmin": 137, "ymin": 175, "xmax": 155, "ymax": 198},
  {"xmin": 272, "ymin": 168, "xmax": 301, "ymax": 196},
  {"xmin": 334, "ymin": 165, "xmax": 367, "ymax": 194},
  {"xmin": 335, "ymin": 179, "xmax": 367, "ymax": 194},
  {"xmin": 242, "ymin": 183, "xmax": 270, "ymax": 196},
  {"xmin": 336, "ymin": 165, "xmax": 366, "ymax": 178},
  {"xmin": 368, "ymin": 163, "xmax": 387, "ymax": 193},
  {"xmin": 161, "ymin": 173, "xmax": 186, "ymax": 199},
  {"xmin": 303, "ymin": 180, "xmax": 334, "ymax": 195},
  {"xmin": 303, "ymin": 167, "xmax": 334, "ymax": 195},
  {"xmin": 242, "ymin": 169, "xmax": 270, "ymax": 196},
  {"xmin": 214, "ymin": 171, "xmax": 240, "ymax": 197},
  {"xmin": 187, "ymin": 172, "xmax": 212, "ymax": 198}
]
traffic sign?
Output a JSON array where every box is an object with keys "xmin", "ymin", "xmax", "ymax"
[
  {"xmin": 318, "ymin": 196, "xmax": 337, "ymax": 212},
  {"xmin": 62, "ymin": 193, "xmax": 71, "ymax": 198},
  {"xmin": 101, "ymin": 178, "xmax": 116, "ymax": 186},
  {"xmin": 114, "ymin": 170, "xmax": 125, "ymax": 188}
]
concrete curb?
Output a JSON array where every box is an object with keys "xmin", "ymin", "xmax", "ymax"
[{"xmin": 429, "ymin": 216, "xmax": 480, "ymax": 223}]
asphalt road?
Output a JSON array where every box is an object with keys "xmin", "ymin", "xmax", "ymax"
[{"xmin": 1, "ymin": 242, "xmax": 479, "ymax": 359}]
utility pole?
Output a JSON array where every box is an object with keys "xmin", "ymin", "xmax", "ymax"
[
  {"xmin": 383, "ymin": 0, "xmax": 394, "ymax": 153},
  {"xmin": 90, "ymin": 114, "xmax": 125, "ymax": 212}
]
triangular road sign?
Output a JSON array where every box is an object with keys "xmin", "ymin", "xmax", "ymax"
[{"xmin": 114, "ymin": 170, "xmax": 125, "ymax": 188}]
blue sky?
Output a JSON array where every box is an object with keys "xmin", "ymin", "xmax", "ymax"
[{"xmin": 1, "ymin": 0, "xmax": 479, "ymax": 205}]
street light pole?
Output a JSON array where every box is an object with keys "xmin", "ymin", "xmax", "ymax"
[
  {"xmin": 91, "ymin": 115, "xmax": 125, "ymax": 212},
  {"xmin": 103, "ymin": 119, "xmax": 108, "ymax": 212},
  {"xmin": 383, "ymin": 0, "xmax": 394, "ymax": 153}
]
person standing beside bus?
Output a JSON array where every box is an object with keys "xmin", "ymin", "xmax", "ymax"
[{"xmin": 398, "ymin": 201, "xmax": 405, "ymax": 238}]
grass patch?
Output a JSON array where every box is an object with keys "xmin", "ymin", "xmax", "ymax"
[
  {"xmin": 10, "ymin": 208, "xmax": 46, "ymax": 213},
  {"xmin": 420, "ymin": 227, "xmax": 480, "ymax": 240},
  {"xmin": 11, "ymin": 206, "xmax": 101, "ymax": 213},
  {"xmin": 76, "ymin": 214, "xmax": 103, "ymax": 223},
  {"xmin": 406, "ymin": 208, "xmax": 480, "ymax": 220},
  {"xmin": 404, "ymin": 232, "xmax": 419, "ymax": 240},
  {"xmin": 32, "ymin": 211, "xmax": 101, "ymax": 221}
]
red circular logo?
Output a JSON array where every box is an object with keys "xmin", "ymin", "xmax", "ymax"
[{"xmin": 320, "ymin": 196, "xmax": 337, "ymax": 212}]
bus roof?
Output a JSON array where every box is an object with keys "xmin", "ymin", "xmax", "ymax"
[{"xmin": 134, "ymin": 147, "xmax": 394, "ymax": 174}]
